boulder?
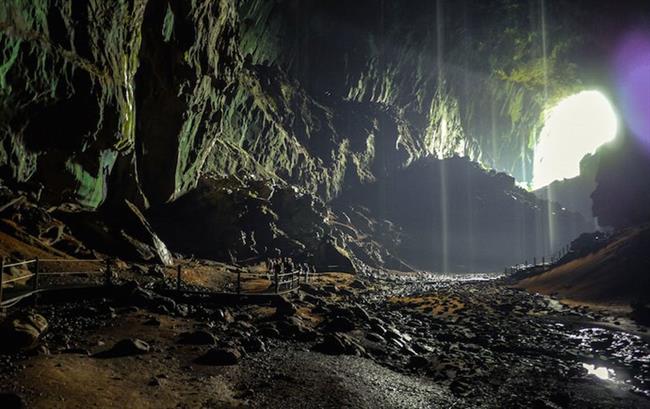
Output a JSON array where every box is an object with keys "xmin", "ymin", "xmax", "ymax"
[
  {"xmin": 0, "ymin": 312, "xmax": 48, "ymax": 352},
  {"xmin": 329, "ymin": 305, "xmax": 356, "ymax": 320},
  {"xmin": 274, "ymin": 316, "xmax": 317, "ymax": 341},
  {"xmin": 258, "ymin": 324, "xmax": 281, "ymax": 338},
  {"xmin": 241, "ymin": 337, "xmax": 266, "ymax": 353},
  {"xmin": 450, "ymin": 377, "xmax": 473, "ymax": 397},
  {"xmin": 195, "ymin": 348, "xmax": 242, "ymax": 366},
  {"xmin": 273, "ymin": 296, "xmax": 298, "ymax": 317},
  {"xmin": 366, "ymin": 332, "xmax": 386, "ymax": 343},
  {"xmin": 353, "ymin": 305, "xmax": 371, "ymax": 321},
  {"xmin": 215, "ymin": 308, "xmax": 234, "ymax": 323},
  {"xmin": 322, "ymin": 316, "xmax": 356, "ymax": 333},
  {"xmin": 350, "ymin": 280, "xmax": 367, "ymax": 290},
  {"xmin": 412, "ymin": 341, "xmax": 435, "ymax": 354},
  {"xmin": 312, "ymin": 333, "xmax": 365, "ymax": 356},
  {"xmin": 120, "ymin": 281, "xmax": 177, "ymax": 313},
  {"xmin": 95, "ymin": 338, "xmax": 150, "ymax": 358},
  {"xmin": 302, "ymin": 294, "xmax": 324, "ymax": 306}
]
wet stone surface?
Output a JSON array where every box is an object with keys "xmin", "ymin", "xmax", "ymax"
[
  {"xmin": 0, "ymin": 272, "xmax": 648, "ymax": 408},
  {"xmin": 345, "ymin": 270, "xmax": 650, "ymax": 407}
]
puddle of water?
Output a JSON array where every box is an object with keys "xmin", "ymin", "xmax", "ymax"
[{"xmin": 583, "ymin": 363, "xmax": 616, "ymax": 381}]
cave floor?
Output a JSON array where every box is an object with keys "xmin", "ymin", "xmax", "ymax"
[{"xmin": 1, "ymin": 271, "xmax": 649, "ymax": 409}]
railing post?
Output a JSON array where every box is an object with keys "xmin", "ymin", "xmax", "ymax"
[
  {"xmin": 105, "ymin": 258, "xmax": 113, "ymax": 286},
  {"xmin": 176, "ymin": 264, "xmax": 182, "ymax": 292},
  {"xmin": 0, "ymin": 257, "xmax": 5, "ymax": 306},
  {"xmin": 33, "ymin": 257, "xmax": 40, "ymax": 306},
  {"xmin": 274, "ymin": 269, "xmax": 279, "ymax": 294},
  {"xmin": 33, "ymin": 257, "xmax": 40, "ymax": 292},
  {"xmin": 236, "ymin": 270, "xmax": 241, "ymax": 295}
]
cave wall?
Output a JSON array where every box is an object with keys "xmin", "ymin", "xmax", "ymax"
[
  {"xmin": 1, "ymin": 0, "xmax": 648, "ymax": 271},
  {"xmin": 0, "ymin": 0, "xmax": 147, "ymax": 208},
  {"xmin": 0, "ymin": 0, "xmax": 427, "ymax": 208},
  {"xmin": 236, "ymin": 0, "xmax": 593, "ymax": 182},
  {"xmin": 1, "ymin": 0, "xmax": 609, "ymax": 210},
  {"xmin": 0, "ymin": 0, "xmax": 246, "ymax": 209},
  {"xmin": 592, "ymin": 133, "xmax": 650, "ymax": 229}
]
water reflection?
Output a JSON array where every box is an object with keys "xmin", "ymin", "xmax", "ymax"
[
  {"xmin": 583, "ymin": 363, "xmax": 616, "ymax": 381},
  {"xmin": 570, "ymin": 327, "xmax": 650, "ymax": 397}
]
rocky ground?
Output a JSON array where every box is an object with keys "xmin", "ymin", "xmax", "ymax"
[{"xmin": 1, "ymin": 270, "xmax": 649, "ymax": 409}]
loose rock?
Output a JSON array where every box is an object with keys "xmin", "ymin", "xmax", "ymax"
[
  {"xmin": 95, "ymin": 338, "xmax": 150, "ymax": 358},
  {"xmin": 195, "ymin": 348, "xmax": 242, "ymax": 366}
]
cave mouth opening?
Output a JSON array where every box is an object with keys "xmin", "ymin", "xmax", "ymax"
[{"xmin": 532, "ymin": 90, "xmax": 619, "ymax": 190}]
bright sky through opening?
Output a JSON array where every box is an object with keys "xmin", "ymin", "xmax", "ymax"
[{"xmin": 532, "ymin": 91, "xmax": 618, "ymax": 189}]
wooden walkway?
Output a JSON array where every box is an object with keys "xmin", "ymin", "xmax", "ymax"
[{"xmin": 0, "ymin": 258, "xmax": 304, "ymax": 310}]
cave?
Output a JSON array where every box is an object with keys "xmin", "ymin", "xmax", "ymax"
[{"xmin": 1, "ymin": 1, "xmax": 650, "ymax": 408}]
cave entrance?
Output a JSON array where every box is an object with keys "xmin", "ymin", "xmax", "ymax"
[{"xmin": 532, "ymin": 90, "xmax": 618, "ymax": 189}]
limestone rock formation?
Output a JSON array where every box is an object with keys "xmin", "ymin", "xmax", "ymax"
[
  {"xmin": 1, "ymin": 0, "xmax": 619, "ymax": 209},
  {"xmin": 592, "ymin": 134, "xmax": 650, "ymax": 229},
  {"xmin": 147, "ymin": 175, "xmax": 355, "ymax": 269},
  {"xmin": 336, "ymin": 157, "xmax": 591, "ymax": 271},
  {"xmin": 2, "ymin": 1, "xmax": 644, "ymax": 271}
]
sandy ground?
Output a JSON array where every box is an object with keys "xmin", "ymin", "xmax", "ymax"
[
  {"xmin": 516, "ymin": 226, "xmax": 650, "ymax": 306},
  {"xmin": 5, "ymin": 306, "xmax": 451, "ymax": 409}
]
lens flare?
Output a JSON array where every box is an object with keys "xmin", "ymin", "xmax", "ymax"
[
  {"xmin": 532, "ymin": 91, "xmax": 618, "ymax": 190},
  {"xmin": 615, "ymin": 31, "xmax": 650, "ymax": 150}
]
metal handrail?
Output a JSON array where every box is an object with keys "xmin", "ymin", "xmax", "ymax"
[
  {"xmin": 275, "ymin": 272, "xmax": 296, "ymax": 278},
  {"xmin": 1, "ymin": 257, "xmax": 305, "ymax": 309},
  {"xmin": 4, "ymin": 260, "xmax": 37, "ymax": 268},
  {"xmin": 36, "ymin": 271, "xmax": 104, "ymax": 277},
  {"xmin": 1, "ymin": 257, "xmax": 112, "ymax": 309},
  {"xmin": 2, "ymin": 274, "xmax": 35, "ymax": 285}
]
